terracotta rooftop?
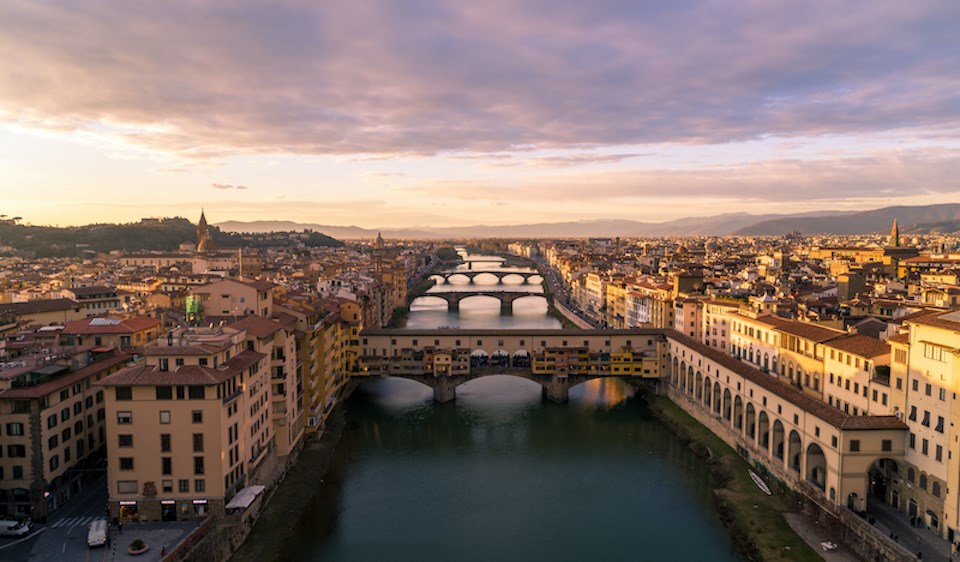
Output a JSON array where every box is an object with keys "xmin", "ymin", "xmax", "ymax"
[
  {"xmin": 62, "ymin": 316, "xmax": 160, "ymax": 335},
  {"xmin": 98, "ymin": 349, "xmax": 265, "ymax": 387},
  {"xmin": 824, "ymin": 334, "xmax": 890, "ymax": 359},
  {"xmin": 0, "ymin": 351, "xmax": 130, "ymax": 399},
  {"xmin": 774, "ymin": 321, "xmax": 845, "ymax": 343},
  {"xmin": 667, "ymin": 330, "xmax": 906, "ymax": 431},
  {"xmin": 0, "ymin": 298, "xmax": 79, "ymax": 315}
]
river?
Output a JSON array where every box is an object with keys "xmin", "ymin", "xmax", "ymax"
[{"xmin": 275, "ymin": 251, "xmax": 744, "ymax": 561}]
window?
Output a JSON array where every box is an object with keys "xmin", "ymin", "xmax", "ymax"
[
  {"xmin": 48, "ymin": 435, "xmax": 59, "ymax": 449},
  {"xmin": 922, "ymin": 411, "xmax": 931, "ymax": 427},
  {"xmin": 188, "ymin": 386, "xmax": 205, "ymax": 400},
  {"xmin": 162, "ymin": 457, "xmax": 172, "ymax": 475},
  {"xmin": 162, "ymin": 480, "xmax": 173, "ymax": 493},
  {"xmin": 920, "ymin": 474, "xmax": 928, "ymax": 490},
  {"xmin": 910, "ymin": 433, "xmax": 916, "ymax": 449},
  {"xmin": 926, "ymin": 383, "xmax": 932, "ymax": 396},
  {"xmin": 881, "ymin": 440, "xmax": 892, "ymax": 452},
  {"xmin": 933, "ymin": 482, "xmax": 942, "ymax": 497},
  {"xmin": 195, "ymin": 479, "xmax": 205, "ymax": 492},
  {"xmin": 47, "ymin": 415, "xmax": 57, "ymax": 429},
  {"xmin": 192, "ymin": 411, "xmax": 203, "ymax": 424},
  {"xmin": 193, "ymin": 434, "xmax": 204, "ymax": 452},
  {"xmin": 117, "ymin": 411, "xmax": 133, "ymax": 424},
  {"xmin": 175, "ymin": 358, "xmax": 185, "ymax": 367},
  {"xmin": 922, "ymin": 439, "xmax": 929, "ymax": 455},
  {"xmin": 159, "ymin": 358, "xmax": 169, "ymax": 371},
  {"xmin": 118, "ymin": 434, "xmax": 133, "ymax": 447},
  {"xmin": 7, "ymin": 445, "xmax": 26, "ymax": 457},
  {"xmin": 115, "ymin": 387, "xmax": 132, "ymax": 400},
  {"xmin": 936, "ymin": 416, "xmax": 945, "ymax": 433},
  {"xmin": 849, "ymin": 440, "xmax": 860, "ymax": 452},
  {"xmin": 159, "ymin": 411, "xmax": 171, "ymax": 424},
  {"xmin": 117, "ymin": 480, "xmax": 138, "ymax": 494},
  {"xmin": 161, "ymin": 434, "xmax": 171, "ymax": 452},
  {"xmin": 936, "ymin": 445, "xmax": 943, "ymax": 462},
  {"xmin": 909, "ymin": 406, "xmax": 917, "ymax": 421},
  {"xmin": 194, "ymin": 456, "xmax": 205, "ymax": 475},
  {"xmin": 49, "ymin": 455, "xmax": 59, "ymax": 471},
  {"xmin": 156, "ymin": 387, "xmax": 173, "ymax": 400},
  {"xmin": 73, "ymin": 402, "xmax": 82, "ymax": 415},
  {"xmin": 119, "ymin": 457, "xmax": 134, "ymax": 470},
  {"xmin": 5, "ymin": 422, "xmax": 24, "ymax": 436},
  {"xmin": 907, "ymin": 468, "xmax": 915, "ymax": 482},
  {"xmin": 179, "ymin": 479, "xmax": 189, "ymax": 492},
  {"xmin": 912, "ymin": 380, "xmax": 919, "ymax": 392}
]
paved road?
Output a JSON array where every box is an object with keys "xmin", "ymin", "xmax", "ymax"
[{"xmin": 867, "ymin": 498, "xmax": 952, "ymax": 562}]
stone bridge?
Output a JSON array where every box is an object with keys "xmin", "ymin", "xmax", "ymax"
[
  {"xmin": 371, "ymin": 368, "xmax": 635, "ymax": 403},
  {"xmin": 413, "ymin": 291, "xmax": 549, "ymax": 313},
  {"xmin": 431, "ymin": 270, "xmax": 542, "ymax": 285}
]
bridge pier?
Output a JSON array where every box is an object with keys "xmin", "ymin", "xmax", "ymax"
[
  {"xmin": 500, "ymin": 301, "xmax": 512, "ymax": 315},
  {"xmin": 433, "ymin": 379, "xmax": 457, "ymax": 403},
  {"xmin": 542, "ymin": 380, "xmax": 569, "ymax": 403},
  {"xmin": 449, "ymin": 301, "xmax": 459, "ymax": 313}
]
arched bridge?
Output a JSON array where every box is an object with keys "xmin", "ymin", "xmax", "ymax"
[
  {"xmin": 414, "ymin": 291, "xmax": 549, "ymax": 313},
  {"xmin": 432, "ymin": 270, "xmax": 542, "ymax": 285},
  {"xmin": 388, "ymin": 369, "xmax": 628, "ymax": 403}
]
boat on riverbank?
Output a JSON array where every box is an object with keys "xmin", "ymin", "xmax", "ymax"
[{"xmin": 749, "ymin": 470, "xmax": 772, "ymax": 496}]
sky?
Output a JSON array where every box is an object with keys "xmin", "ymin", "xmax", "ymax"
[{"xmin": 1, "ymin": 0, "xmax": 959, "ymax": 229}]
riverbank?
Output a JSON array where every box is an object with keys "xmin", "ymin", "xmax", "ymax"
[
  {"xmin": 229, "ymin": 397, "xmax": 350, "ymax": 562},
  {"xmin": 643, "ymin": 392, "xmax": 822, "ymax": 562}
]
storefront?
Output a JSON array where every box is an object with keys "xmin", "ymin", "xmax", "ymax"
[{"xmin": 119, "ymin": 500, "xmax": 138, "ymax": 522}]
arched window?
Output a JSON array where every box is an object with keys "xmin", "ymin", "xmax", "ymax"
[
  {"xmin": 920, "ymin": 474, "xmax": 928, "ymax": 490},
  {"xmin": 933, "ymin": 482, "xmax": 941, "ymax": 498},
  {"xmin": 908, "ymin": 468, "xmax": 915, "ymax": 483}
]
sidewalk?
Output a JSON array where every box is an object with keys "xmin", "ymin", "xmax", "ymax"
[
  {"xmin": 867, "ymin": 498, "xmax": 952, "ymax": 562},
  {"xmin": 111, "ymin": 520, "xmax": 203, "ymax": 562},
  {"xmin": 783, "ymin": 513, "xmax": 860, "ymax": 562}
]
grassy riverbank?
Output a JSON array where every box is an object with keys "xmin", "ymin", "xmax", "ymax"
[{"xmin": 644, "ymin": 393, "xmax": 821, "ymax": 562}]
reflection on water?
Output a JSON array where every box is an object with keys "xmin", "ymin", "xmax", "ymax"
[{"xmin": 280, "ymin": 377, "xmax": 743, "ymax": 562}]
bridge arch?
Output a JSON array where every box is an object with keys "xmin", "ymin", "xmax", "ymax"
[{"xmin": 470, "ymin": 349, "xmax": 489, "ymax": 368}]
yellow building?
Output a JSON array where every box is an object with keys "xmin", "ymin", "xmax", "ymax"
[{"xmin": 99, "ymin": 326, "xmax": 272, "ymax": 522}]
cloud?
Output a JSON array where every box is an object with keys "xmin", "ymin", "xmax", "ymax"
[
  {"xmin": 0, "ymin": 0, "xmax": 958, "ymax": 162},
  {"xmin": 408, "ymin": 147, "xmax": 960, "ymax": 204},
  {"xmin": 211, "ymin": 183, "xmax": 248, "ymax": 190}
]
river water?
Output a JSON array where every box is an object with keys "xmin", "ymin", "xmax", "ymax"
[{"xmin": 277, "ymin": 252, "xmax": 743, "ymax": 561}]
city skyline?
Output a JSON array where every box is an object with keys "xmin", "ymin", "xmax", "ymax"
[{"xmin": 2, "ymin": 1, "xmax": 959, "ymax": 228}]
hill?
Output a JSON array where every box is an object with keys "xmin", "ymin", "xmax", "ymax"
[
  {"xmin": 0, "ymin": 218, "xmax": 341, "ymax": 257},
  {"xmin": 734, "ymin": 204, "xmax": 960, "ymax": 235}
]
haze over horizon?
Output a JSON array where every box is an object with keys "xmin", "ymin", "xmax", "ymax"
[{"xmin": 2, "ymin": 1, "xmax": 959, "ymax": 229}]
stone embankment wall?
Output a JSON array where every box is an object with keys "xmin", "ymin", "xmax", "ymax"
[{"xmin": 663, "ymin": 385, "xmax": 919, "ymax": 562}]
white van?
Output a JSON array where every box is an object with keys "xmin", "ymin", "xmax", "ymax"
[{"xmin": 86, "ymin": 518, "xmax": 108, "ymax": 547}]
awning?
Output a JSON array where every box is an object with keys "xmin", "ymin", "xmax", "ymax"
[{"xmin": 225, "ymin": 485, "xmax": 266, "ymax": 510}]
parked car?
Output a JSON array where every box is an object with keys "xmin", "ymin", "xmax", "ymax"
[{"xmin": 0, "ymin": 518, "xmax": 31, "ymax": 537}]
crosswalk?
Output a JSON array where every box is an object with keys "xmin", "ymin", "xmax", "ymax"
[{"xmin": 50, "ymin": 515, "xmax": 104, "ymax": 528}]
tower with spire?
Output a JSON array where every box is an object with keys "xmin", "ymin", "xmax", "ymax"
[
  {"xmin": 197, "ymin": 209, "xmax": 216, "ymax": 253},
  {"xmin": 888, "ymin": 218, "xmax": 900, "ymax": 247}
]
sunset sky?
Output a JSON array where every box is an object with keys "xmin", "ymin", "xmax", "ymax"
[{"xmin": 2, "ymin": 1, "xmax": 959, "ymax": 228}]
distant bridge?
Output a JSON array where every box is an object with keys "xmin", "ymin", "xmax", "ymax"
[
  {"xmin": 431, "ymin": 270, "xmax": 542, "ymax": 285},
  {"xmin": 413, "ymin": 291, "xmax": 549, "ymax": 313}
]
